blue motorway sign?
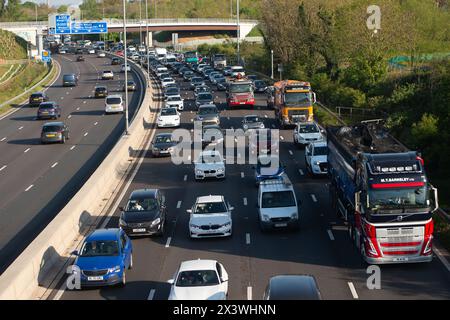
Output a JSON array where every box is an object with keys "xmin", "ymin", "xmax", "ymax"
[
  {"xmin": 71, "ymin": 22, "xmax": 108, "ymax": 34},
  {"xmin": 42, "ymin": 50, "xmax": 51, "ymax": 63},
  {"xmin": 55, "ymin": 14, "xmax": 71, "ymax": 34}
]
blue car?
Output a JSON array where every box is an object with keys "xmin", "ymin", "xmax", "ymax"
[
  {"xmin": 254, "ymin": 155, "xmax": 285, "ymax": 186},
  {"xmin": 71, "ymin": 228, "xmax": 133, "ymax": 288}
]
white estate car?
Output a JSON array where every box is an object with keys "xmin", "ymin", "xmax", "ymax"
[
  {"xmin": 293, "ymin": 121, "xmax": 324, "ymax": 146},
  {"xmin": 230, "ymin": 65, "xmax": 245, "ymax": 78},
  {"xmin": 97, "ymin": 51, "xmax": 106, "ymax": 58},
  {"xmin": 187, "ymin": 195, "xmax": 233, "ymax": 238},
  {"xmin": 101, "ymin": 70, "xmax": 114, "ymax": 80},
  {"xmin": 168, "ymin": 259, "xmax": 229, "ymax": 300},
  {"xmin": 194, "ymin": 150, "xmax": 226, "ymax": 180},
  {"xmin": 105, "ymin": 94, "xmax": 124, "ymax": 114},
  {"xmin": 165, "ymin": 95, "xmax": 184, "ymax": 111},
  {"xmin": 305, "ymin": 141, "xmax": 328, "ymax": 176},
  {"xmin": 121, "ymin": 64, "xmax": 131, "ymax": 72},
  {"xmin": 161, "ymin": 77, "xmax": 176, "ymax": 87},
  {"xmin": 157, "ymin": 107, "xmax": 180, "ymax": 128}
]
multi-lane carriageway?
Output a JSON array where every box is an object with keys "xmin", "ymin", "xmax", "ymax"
[
  {"xmin": 0, "ymin": 53, "xmax": 144, "ymax": 273},
  {"xmin": 45, "ymin": 58, "xmax": 450, "ymax": 300}
]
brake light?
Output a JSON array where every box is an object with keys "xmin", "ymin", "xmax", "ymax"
[{"xmin": 421, "ymin": 219, "xmax": 434, "ymax": 255}]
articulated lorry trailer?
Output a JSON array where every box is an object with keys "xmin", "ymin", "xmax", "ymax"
[{"xmin": 327, "ymin": 120, "xmax": 439, "ymax": 264}]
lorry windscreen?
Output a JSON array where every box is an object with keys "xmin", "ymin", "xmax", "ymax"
[
  {"xmin": 284, "ymin": 92, "xmax": 311, "ymax": 107},
  {"xmin": 369, "ymin": 186, "xmax": 429, "ymax": 210},
  {"xmin": 230, "ymin": 84, "xmax": 252, "ymax": 93},
  {"xmin": 262, "ymin": 191, "xmax": 296, "ymax": 208}
]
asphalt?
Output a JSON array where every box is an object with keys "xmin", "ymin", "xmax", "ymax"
[
  {"xmin": 57, "ymin": 66, "xmax": 450, "ymax": 300},
  {"xmin": 0, "ymin": 53, "xmax": 144, "ymax": 274}
]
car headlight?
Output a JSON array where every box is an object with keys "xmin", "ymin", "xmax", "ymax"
[
  {"xmin": 196, "ymin": 169, "xmax": 203, "ymax": 174},
  {"xmin": 108, "ymin": 265, "xmax": 121, "ymax": 273},
  {"xmin": 243, "ymin": 125, "xmax": 248, "ymax": 130},
  {"xmin": 151, "ymin": 218, "xmax": 161, "ymax": 226},
  {"xmin": 153, "ymin": 147, "xmax": 159, "ymax": 152},
  {"xmin": 190, "ymin": 223, "xmax": 199, "ymax": 229},
  {"xmin": 119, "ymin": 218, "xmax": 127, "ymax": 226},
  {"xmin": 314, "ymin": 161, "xmax": 321, "ymax": 166},
  {"xmin": 260, "ymin": 123, "xmax": 265, "ymax": 128},
  {"xmin": 216, "ymin": 168, "xmax": 224, "ymax": 173},
  {"xmin": 262, "ymin": 214, "xmax": 270, "ymax": 222},
  {"xmin": 291, "ymin": 213, "xmax": 298, "ymax": 220},
  {"xmin": 222, "ymin": 221, "xmax": 231, "ymax": 227}
]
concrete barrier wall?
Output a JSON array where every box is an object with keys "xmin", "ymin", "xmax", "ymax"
[{"xmin": 0, "ymin": 56, "xmax": 157, "ymax": 300}]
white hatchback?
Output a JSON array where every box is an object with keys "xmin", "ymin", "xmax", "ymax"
[
  {"xmin": 188, "ymin": 195, "xmax": 233, "ymax": 238},
  {"xmin": 105, "ymin": 94, "xmax": 124, "ymax": 114},
  {"xmin": 157, "ymin": 107, "xmax": 180, "ymax": 128},
  {"xmin": 168, "ymin": 259, "xmax": 229, "ymax": 300}
]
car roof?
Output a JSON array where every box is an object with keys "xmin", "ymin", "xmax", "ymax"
[
  {"xmin": 87, "ymin": 228, "xmax": 121, "ymax": 241},
  {"xmin": 130, "ymin": 188, "xmax": 157, "ymax": 199},
  {"xmin": 95, "ymin": 85, "xmax": 107, "ymax": 89},
  {"xmin": 196, "ymin": 195, "xmax": 224, "ymax": 204},
  {"xmin": 199, "ymin": 150, "xmax": 222, "ymax": 157},
  {"xmin": 179, "ymin": 259, "xmax": 218, "ymax": 272},
  {"xmin": 268, "ymin": 275, "xmax": 321, "ymax": 300},
  {"xmin": 31, "ymin": 91, "xmax": 44, "ymax": 95},
  {"xmin": 310, "ymin": 141, "xmax": 327, "ymax": 147},
  {"xmin": 43, "ymin": 121, "xmax": 64, "ymax": 127},
  {"xmin": 155, "ymin": 132, "xmax": 172, "ymax": 138},
  {"xmin": 297, "ymin": 121, "xmax": 318, "ymax": 126},
  {"xmin": 106, "ymin": 94, "xmax": 122, "ymax": 99}
]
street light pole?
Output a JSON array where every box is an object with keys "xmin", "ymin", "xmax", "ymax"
[
  {"xmin": 271, "ymin": 49, "xmax": 274, "ymax": 79},
  {"xmin": 123, "ymin": 0, "xmax": 129, "ymax": 135},
  {"xmin": 139, "ymin": 0, "xmax": 142, "ymax": 45},
  {"xmin": 236, "ymin": 0, "xmax": 240, "ymax": 65},
  {"xmin": 145, "ymin": 0, "xmax": 150, "ymax": 87}
]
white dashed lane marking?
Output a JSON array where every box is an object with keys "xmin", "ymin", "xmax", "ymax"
[
  {"xmin": 243, "ymin": 197, "xmax": 247, "ymax": 206},
  {"xmin": 241, "ymin": 172, "xmax": 245, "ymax": 178},
  {"xmin": 18, "ymin": 126, "xmax": 23, "ymax": 130},
  {"xmin": 147, "ymin": 289, "xmax": 155, "ymax": 300},
  {"xmin": 84, "ymin": 132, "xmax": 88, "ymax": 137},
  {"xmin": 25, "ymin": 185, "xmax": 33, "ymax": 192},
  {"xmin": 183, "ymin": 175, "xmax": 187, "ymax": 181},
  {"xmin": 327, "ymin": 229, "xmax": 335, "ymax": 241},
  {"xmin": 176, "ymin": 201, "xmax": 182, "ymax": 209},
  {"xmin": 51, "ymin": 162, "xmax": 58, "ymax": 168},
  {"xmin": 0, "ymin": 165, "xmax": 6, "ymax": 172},
  {"xmin": 0, "ymin": 137, "xmax": 6, "ymax": 142},
  {"xmin": 348, "ymin": 282, "xmax": 359, "ymax": 299},
  {"xmin": 70, "ymin": 146, "xmax": 76, "ymax": 150},
  {"xmin": 165, "ymin": 237, "xmax": 172, "ymax": 248},
  {"xmin": 311, "ymin": 194, "xmax": 317, "ymax": 202},
  {"xmin": 246, "ymin": 233, "xmax": 251, "ymax": 245},
  {"xmin": 24, "ymin": 148, "xmax": 30, "ymax": 153},
  {"xmin": 299, "ymin": 169, "xmax": 304, "ymax": 175}
]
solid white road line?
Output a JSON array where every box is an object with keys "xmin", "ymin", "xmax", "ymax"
[
  {"xmin": 247, "ymin": 286, "xmax": 252, "ymax": 300},
  {"xmin": 327, "ymin": 229, "xmax": 335, "ymax": 241},
  {"xmin": 311, "ymin": 194, "xmax": 317, "ymax": 202},
  {"xmin": 147, "ymin": 289, "xmax": 156, "ymax": 300},
  {"xmin": 51, "ymin": 162, "xmax": 58, "ymax": 168},
  {"xmin": 246, "ymin": 233, "xmax": 251, "ymax": 245},
  {"xmin": 25, "ymin": 185, "xmax": 33, "ymax": 192},
  {"xmin": 241, "ymin": 172, "xmax": 245, "ymax": 178},
  {"xmin": 299, "ymin": 169, "xmax": 304, "ymax": 175},
  {"xmin": 243, "ymin": 197, "xmax": 247, "ymax": 206},
  {"xmin": 165, "ymin": 237, "xmax": 172, "ymax": 248},
  {"xmin": 176, "ymin": 201, "xmax": 182, "ymax": 209},
  {"xmin": 433, "ymin": 247, "xmax": 450, "ymax": 273},
  {"xmin": 70, "ymin": 146, "xmax": 76, "ymax": 150},
  {"xmin": 24, "ymin": 148, "xmax": 30, "ymax": 153},
  {"xmin": 183, "ymin": 174, "xmax": 187, "ymax": 181},
  {"xmin": 0, "ymin": 165, "xmax": 6, "ymax": 172},
  {"xmin": 348, "ymin": 282, "xmax": 359, "ymax": 299},
  {"xmin": 0, "ymin": 137, "xmax": 6, "ymax": 142}
]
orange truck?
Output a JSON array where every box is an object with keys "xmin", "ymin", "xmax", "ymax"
[{"xmin": 272, "ymin": 80, "xmax": 316, "ymax": 128}]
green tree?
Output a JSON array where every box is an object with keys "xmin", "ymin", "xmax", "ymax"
[{"xmin": 57, "ymin": 5, "xmax": 69, "ymax": 14}]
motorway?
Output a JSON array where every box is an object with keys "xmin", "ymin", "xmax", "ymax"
[
  {"xmin": 57, "ymin": 64, "xmax": 450, "ymax": 300},
  {"xmin": 0, "ymin": 53, "xmax": 144, "ymax": 273}
]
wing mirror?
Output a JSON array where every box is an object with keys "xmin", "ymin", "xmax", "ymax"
[
  {"xmin": 71, "ymin": 250, "xmax": 79, "ymax": 256},
  {"xmin": 186, "ymin": 209, "xmax": 192, "ymax": 214},
  {"xmin": 167, "ymin": 279, "xmax": 174, "ymax": 285}
]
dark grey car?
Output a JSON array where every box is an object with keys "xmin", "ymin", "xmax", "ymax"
[
  {"xmin": 263, "ymin": 275, "xmax": 322, "ymax": 300},
  {"xmin": 62, "ymin": 74, "xmax": 77, "ymax": 87},
  {"xmin": 242, "ymin": 115, "xmax": 265, "ymax": 131},
  {"xmin": 41, "ymin": 122, "xmax": 69, "ymax": 144},
  {"xmin": 151, "ymin": 133, "xmax": 177, "ymax": 157},
  {"xmin": 195, "ymin": 104, "xmax": 220, "ymax": 125},
  {"xmin": 119, "ymin": 189, "xmax": 167, "ymax": 237},
  {"xmin": 195, "ymin": 92, "xmax": 214, "ymax": 109},
  {"xmin": 201, "ymin": 124, "xmax": 224, "ymax": 148},
  {"xmin": 37, "ymin": 101, "xmax": 61, "ymax": 120}
]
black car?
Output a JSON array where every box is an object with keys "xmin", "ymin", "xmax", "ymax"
[
  {"xmin": 76, "ymin": 55, "xmax": 85, "ymax": 62},
  {"xmin": 111, "ymin": 57, "xmax": 121, "ymax": 65},
  {"xmin": 195, "ymin": 92, "xmax": 214, "ymax": 109},
  {"xmin": 254, "ymin": 80, "xmax": 268, "ymax": 93},
  {"xmin": 75, "ymin": 48, "xmax": 83, "ymax": 55},
  {"xmin": 190, "ymin": 77, "xmax": 205, "ymax": 90},
  {"xmin": 119, "ymin": 189, "xmax": 167, "ymax": 237},
  {"xmin": 263, "ymin": 275, "xmax": 322, "ymax": 300},
  {"xmin": 62, "ymin": 73, "xmax": 78, "ymax": 87},
  {"xmin": 41, "ymin": 122, "xmax": 69, "ymax": 144},
  {"xmin": 29, "ymin": 91, "xmax": 49, "ymax": 107},
  {"xmin": 183, "ymin": 70, "xmax": 195, "ymax": 81},
  {"xmin": 94, "ymin": 86, "xmax": 108, "ymax": 98},
  {"xmin": 37, "ymin": 101, "xmax": 61, "ymax": 120},
  {"xmin": 151, "ymin": 133, "xmax": 177, "ymax": 157}
]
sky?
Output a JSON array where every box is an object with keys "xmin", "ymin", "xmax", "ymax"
[{"xmin": 35, "ymin": 0, "xmax": 82, "ymax": 6}]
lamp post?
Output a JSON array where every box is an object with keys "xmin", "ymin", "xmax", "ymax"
[
  {"xmin": 270, "ymin": 49, "xmax": 274, "ymax": 79},
  {"xmin": 145, "ymin": 0, "xmax": 150, "ymax": 86},
  {"xmin": 123, "ymin": 0, "xmax": 129, "ymax": 135},
  {"xmin": 139, "ymin": 0, "xmax": 142, "ymax": 46},
  {"xmin": 236, "ymin": 0, "xmax": 240, "ymax": 65}
]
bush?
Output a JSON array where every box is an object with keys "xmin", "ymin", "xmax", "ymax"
[
  {"xmin": 410, "ymin": 113, "xmax": 439, "ymax": 148},
  {"xmin": 330, "ymin": 86, "xmax": 366, "ymax": 108}
]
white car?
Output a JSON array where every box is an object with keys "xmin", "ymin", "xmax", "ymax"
[
  {"xmin": 121, "ymin": 64, "xmax": 131, "ymax": 72},
  {"xmin": 230, "ymin": 66, "xmax": 245, "ymax": 78},
  {"xmin": 101, "ymin": 70, "xmax": 114, "ymax": 80},
  {"xmin": 293, "ymin": 121, "xmax": 324, "ymax": 146},
  {"xmin": 187, "ymin": 195, "xmax": 233, "ymax": 238},
  {"xmin": 165, "ymin": 95, "xmax": 184, "ymax": 111},
  {"xmin": 157, "ymin": 107, "xmax": 180, "ymax": 128},
  {"xmin": 105, "ymin": 94, "xmax": 124, "ymax": 114},
  {"xmin": 194, "ymin": 150, "xmax": 226, "ymax": 180},
  {"xmin": 156, "ymin": 67, "xmax": 168, "ymax": 78},
  {"xmin": 305, "ymin": 141, "xmax": 328, "ymax": 176},
  {"xmin": 168, "ymin": 259, "xmax": 229, "ymax": 300},
  {"xmin": 97, "ymin": 51, "xmax": 106, "ymax": 58},
  {"xmin": 88, "ymin": 48, "xmax": 95, "ymax": 54},
  {"xmin": 161, "ymin": 77, "xmax": 176, "ymax": 87}
]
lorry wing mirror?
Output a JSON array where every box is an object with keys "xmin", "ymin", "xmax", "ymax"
[
  {"xmin": 431, "ymin": 185, "xmax": 439, "ymax": 211},
  {"xmin": 312, "ymin": 92, "xmax": 317, "ymax": 104},
  {"xmin": 355, "ymin": 191, "xmax": 361, "ymax": 212}
]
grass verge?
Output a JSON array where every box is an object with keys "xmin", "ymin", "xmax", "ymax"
[{"xmin": 0, "ymin": 62, "xmax": 55, "ymax": 115}]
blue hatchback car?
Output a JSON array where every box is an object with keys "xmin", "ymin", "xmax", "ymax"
[
  {"xmin": 254, "ymin": 155, "xmax": 285, "ymax": 186},
  {"xmin": 71, "ymin": 228, "xmax": 133, "ymax": 288}
]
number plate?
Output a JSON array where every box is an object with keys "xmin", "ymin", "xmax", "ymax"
[
  {"xmin": 87, "ymin": 276, "xmax": 103, "ymax": 281},
  {"xmin": 133, "ymin": 228, "xmax": 146, "ymax": 233},
  {"xmin": 393, "ymin": 257, "xmax": 409, "ymax": 262},
  {"xmin": 275, "ymin": 223, "xmax": 288, "ymax": 227}
]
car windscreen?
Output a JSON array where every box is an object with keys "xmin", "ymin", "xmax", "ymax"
[
  {"xmin": 80, "ymin": 240, "xmax": 119, "ymax": 257},
  {"xmin": 176, "ymin": 270, "xmax": 220, "ymax": 287},
  {"xmin": 262, "ymin": 191, "xmax": 296, "ymax": 208},
  {"xmin": 245, "ymin": 116, "xmax": 260, "ymax": 123},
  {"xmin": 167, "ymin": 96, "xmax": 181, "ymax": 101},
  {"xmin": 42, "ymin": 125, "xmax": 61, "ymax": 132},
  {"xmin": 198, "ymin": 93, "xmax": 213, "ymax": 100},
  {"xmin": 39, "ymin": 104, "xmax": 55, "ymax": 109},
  {"xmin": 106, "ymin": 97, "xmax": 121, "ymax": 104},
  {"xmin": 161, "ymin": 108, "xmax": 177, "ymax": 116},
  {"xmin": 194, "ymin": 202, "xmax": 226, "ymax": 214},
  {"xmin": 63, "ymin": 75, "xmax": 75, "ymax": 81},
  {"xmin": 232, "ymin": 67, "xmax": 244, "ymax": 72},
  {"xmin": 229, "ymin": 84, "xmax": 252, "ymax": 93},
  {"xmin": 255, "ymin": 80, "xmax": 266, "ymax": 87},
  {"xmin": 313, "ymin": 146, "xmax": 328, "ymax": 156},
  {"xmin": 31, "ymin": 93, "xmax": 43, "ymax": 98},
  {"xmin": 298, "ymin": 124, "xmax": 319, "ymax": 133},
  {"xmin": 155, "ymin": 135, "xmax": 173, "ymax": 144},
  {"xmin": 96, "ymin": 87, "xmax": 106, "ymax": 91},
  {"xmin": 126, "ymin": 197, "xmax": 158, "ymax": 212},
  {"xmin": 198, "ymin": 107, "xmax": 217, "ymax": 115},
  {"xmin": 127, "ymin": 81, "xmax": 135, "ymax": 85}
]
